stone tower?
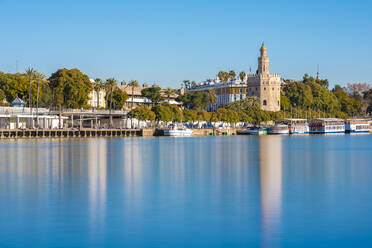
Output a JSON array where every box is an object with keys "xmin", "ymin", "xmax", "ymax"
[
  {"xmin": 258, "ymin": 43, "xmax": 269, "ymax": 75},
  {"xmin": 257, "ymin": 43, "xmax": 281, "ymax": 112}
]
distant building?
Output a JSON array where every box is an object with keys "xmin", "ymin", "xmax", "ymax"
[
  {"xmin": 88, "ymin": 79, "xmax": 106, "ymax": 109},
  {"xmin": 118, "ymin": 82, "xmax": 180, "ymax": 110},
  {"xmin": 187, "ymin": 43, "xmax": 281, "ymax": 112},
  {"xmin": 118, "ymin": 82, "xmax": 152, "ymax": 110}
]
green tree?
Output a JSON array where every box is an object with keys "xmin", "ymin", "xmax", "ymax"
[
  {"xmin": 164, "ymin": 88, "xmax": 175, "ymax": 103},
  {"xmin": 128, "ymin": 106, "xmax": 155, "ymax": 121},
  {"xmin": 104, "ymin": 78, "xmax": 117, "ymax": 127},
  {"xmin": 49, "ymin": 68, "xmax": 93, "ymax": 127},
  {"xmin": 34, "ymin": 71, "xmax": 47, "ymax": 127},
  {"xmin": 0, "ymin": 72, "xmax": 37, "ymax": 104},
  {"xmin": 0, "ymin": 89, "xmax": 6, "ymax": 105},
  {"xmin": 112, "ymin": 88, "xmax": 128, "ymax": 110},
  {"xmin": 196, "ymin": 110, "xmax": 211, "ymax": 121},
  {"xmin": 176, "ymin": 91, "xmax": 211, "ymax": 110},
  {"xmin": 228, "ymin": 70, "xmax": 236, "ymax": 80},
  {"xmin": 49, "ymin": 68, "xmax": 93, "ymax": 108},
  {"xmin": 218, "ymin": 71, "xmax": 229, "ymax": 82},
  {"xmin": 169, "ymin": 104, "xmax": 184, "ymax": 122},
  {"xmin": 183, "ymin": 109, "xmax": 198, "ymax": 122},
  {"xmin": 93, "ymin": 78, "xmax": 104, "ymax": 108},
  {"xmin": 152, "ymin": 105, "xmax": 173, "ymax": 123},
  {"xmin": 363, "ymin": 89, "xmax": 372, "ymax": 115},
  {"xmin": 128, "ymin": 80, "xmax": 139, "ymax": 110},
  {"xmin": 25, "ymin": 68, "xmax": 37, "ymax": 112},
  {"xmin": 239, "ymin": 71, "xmax": 246, "ymax": 81},
  {"xmin": 141, "ymin": 86, "xmax": 164, "ymax": 106}
]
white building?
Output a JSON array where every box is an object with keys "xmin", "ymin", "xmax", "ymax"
[{"xmin": 88, "ymin": 79, "xmax": 106, "ymax": 109}]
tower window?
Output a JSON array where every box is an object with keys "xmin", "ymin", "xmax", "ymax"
[
  {"xmin": 264, "ymin": 87, "xmax": 266, "ymax": 91},
  {"xmin": 263, "ymin": 100, "xmax": 267, "ymax": 106}
]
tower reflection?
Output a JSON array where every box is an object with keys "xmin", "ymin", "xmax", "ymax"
[
  {"xmin": 259, "ymin": 136, "xmax": 282, "ymax": 247},
  {"xmin": 88, "ymin": 138, "xmax": 107, "ymax": 239}
]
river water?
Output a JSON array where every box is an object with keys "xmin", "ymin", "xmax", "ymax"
[{"xmin": 0, "ymin": 135, "xmax": 371, "ymax": 247}]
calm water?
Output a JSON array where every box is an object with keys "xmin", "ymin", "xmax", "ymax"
[{"xmin": 0, "ymin": 135, "xmax": 372, "ymax": 247}]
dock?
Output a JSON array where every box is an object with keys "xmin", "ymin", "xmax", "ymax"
[
  {"xmin": 0, "ymin": 128, "xmax": 142, "ymax": 139},
  {"xmin": 0, "ymin": 128, "xmax": 238, "ymax": 139}
]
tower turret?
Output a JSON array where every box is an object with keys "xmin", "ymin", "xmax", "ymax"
[{"xmin": 258, "ymin": 42, "xmax": 269, "ymax": 75}]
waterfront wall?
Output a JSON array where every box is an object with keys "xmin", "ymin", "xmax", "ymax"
[{"xmin": 0, "ymin": 128, "xmax": 239, "ymax": 139}]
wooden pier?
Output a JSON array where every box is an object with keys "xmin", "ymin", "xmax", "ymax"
[{"xmin": 0, "ymin": 128, "xmax": 143, "ymax": 139}]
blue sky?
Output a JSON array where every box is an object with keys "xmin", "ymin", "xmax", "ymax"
[{"xmin": 0, "ymin": 0, "xmax": 371, "ymax": 88}]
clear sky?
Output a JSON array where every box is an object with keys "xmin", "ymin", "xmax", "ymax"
[{"xmin": 0, "ymin": 0, "xmax": 371, "ymax": 88}]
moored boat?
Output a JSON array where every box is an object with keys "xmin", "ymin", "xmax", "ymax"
[
  {"xmin": 309, "ymin": 118, "xmax": 345, "ymax": 134},
  {"xmin": 345, "ymin": 119, "xmax": 370, "ymax": 133},
  {"xmin": 277, "ymin": 118, "xmax": 309, "ymax": 134},
  {"xmin": 164, "ymin": 126, "xmax": 192, "ymax": 136},
  {"xmin": 237, "ymin": 127, "xmax": 267, "ymax": 135},
  {"xmin": 268, "ymin": 124, "xmax": 289, "ymax": 135}
]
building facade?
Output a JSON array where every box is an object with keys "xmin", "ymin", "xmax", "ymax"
[
  {"xmin": 187, "ymin": 43, "xmax": 281, "ymax": 112},
  {"xmin": 88, "ymin": 79, "xmax": 107, "ymax": 109}
]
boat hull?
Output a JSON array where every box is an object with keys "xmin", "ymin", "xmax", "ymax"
[
  {"xmin": 164, "ymin": 129, "xmax": 192, "ymax": 137},
  {"xmin": 237, "ymin": 129, "xmax": 265, "ymax": 135}
]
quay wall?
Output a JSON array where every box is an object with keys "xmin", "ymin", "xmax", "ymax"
[{"xmin": 0, "ymin": 128, "xmax": 239, "ymax": 139}]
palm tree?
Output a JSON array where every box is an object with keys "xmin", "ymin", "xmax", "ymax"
[
  {"xmin": 93, "ymin": 78, "xmax": 104, "ymax": 108},
  {"xmin": 164, "ymin": 88, "xmax": 175, "ymax": 103},
  {"xmin": 239, "ymin": 71, "xmax": 246, "ymax": 82},
  {"xmin": 128, "ymin": 80, "xmax": 139, "ymax": 110},
  {"xmin": 228, "ymin": 70, "xmax": 236, "ymax": 81},
  {"xmin": 128, "ymin": 80, "xmax": 139, "ymax": 128},
  {"xmin": 34, "ymin": 71, "xmax": 47, "ymax": 128},
  {"xmin": 217, "ymin": 71, "xmax": 225, "ymax": 82},
  {"xmin": 104, "ymin": 78, "xmax": 117, "ymax": 128},
  {"xmin": 183, "ymin": 80, "xmax": 190, "ymax": 89},
  {"xmin": 207, "ymin": 89, "xmax": 217, "ymax": 110},
  {"xmin": 25, "ymin": 68, "xmax": 37, "ymax": 116}
]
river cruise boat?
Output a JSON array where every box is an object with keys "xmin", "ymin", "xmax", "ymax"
[
  {"xmin": 164, "ymin": 126, "xmax": 192, "ymax": 137},
  {"xmin": 237, "ymin": 127, "xmax": 267, "ymax": 135},
  {"xmin": 309, "ymin": 118, "xmax": 345, "ymax": 134},
  {"xmin": 277, "ymin": 118, "xmax": 309, "ymax": 134},
  {"xmin": 345, "ymin": 119, "xmax": 371, "ymax": 133},
  {"xmin": 268, "ymin": 124, "xmax": 289, "ymax": 135}
]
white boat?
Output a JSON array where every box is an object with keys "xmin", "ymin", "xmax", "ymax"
[
  {"xmin": 164, "ymin": 126, "xmax": 192, "ymax": 137},
  {"xmin": 268, "ymin": 124, "xmax": 289, "ymax": 135},
  {"xmin": 237, "ymin": 127, "xmax": 266, "ymax": 135},
  {"xmin": 277, "ymin": 118, "xmax": 309, "ymax": 134},
  {"xmin": 345, "ymin": 119, "xmax": 370, "ymax": 133},
  {"xmin": 309, "ymin": 118, "xmax": 345, "ymax": 134}
]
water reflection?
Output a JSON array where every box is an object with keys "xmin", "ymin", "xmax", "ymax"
[
  {"xmin": 1, "ymin": 136, "xmax": 372, "ymax": 247},
  {"xmin": 259, "ymin": 136, "xmax": 282, "ymax": 247},
  {"xmin": 88, "ymin": 138, "xmax": 107, "ymax": 243}
]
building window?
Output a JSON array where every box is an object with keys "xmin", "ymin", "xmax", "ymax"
[
  {"xmin": 272, "ymin": 88, "xmax": 274, "ymax": 91},
  {"xmin": 264, "ymin": 87, "xmax": 266, "ymax": 91},
  {"xmin": 263, "ymin": 100, "xmax": 267, "ymax": 106}
]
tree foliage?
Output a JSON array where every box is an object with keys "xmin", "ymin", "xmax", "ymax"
[
  {"xmin": 141, "ymin": 86, "xmax": 164, "ymax": 105},
  {"xmin": 112, "ymin": 88, "xmax": 128, "ymax": 109},
  {"xmin": 128, "ymin": 106, "xmax": 155, "ymax": 121},
  {"xmin": 0, "ymin": 72, "xmax": 37, "ymax": 104},
  {"xmin": 48, "ymin": 68, "xmax": 93, "ymax": 108},
  {"xmin": 176, "ymin": 90, "xmax": 216, "ymax": 110}
]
